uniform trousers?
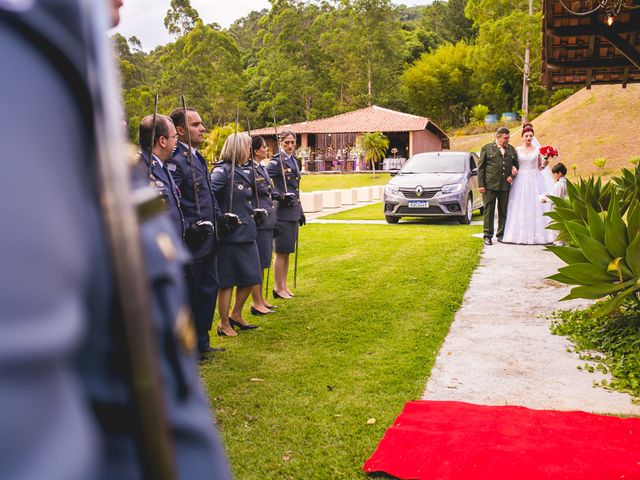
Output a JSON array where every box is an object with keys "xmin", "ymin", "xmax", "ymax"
[
  {"xmin": 186, "ymin": 252, "xmax": 218, "ymax": 353},
  {"xmin": 482, "ymin": 189, "xmax": 510, "ymax": 239}
]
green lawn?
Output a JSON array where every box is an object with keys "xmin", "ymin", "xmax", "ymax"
[
  {"xmin": 301, "ymin": 173, "xmax": 390, "ymax": 192},
  {"xmin": 321, "ymin": 202, "xmax": 385, "ymax": 220},
  {"xmin": 321, "ymin": 202, "xmax": 484, "ymax": 222},
  {"xmin": 201, "ymin": 222, "xmax": 482, "ymax": 479}
]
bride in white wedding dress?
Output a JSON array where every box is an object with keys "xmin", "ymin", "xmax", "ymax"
[{"xmin": 502, "ymin": 124, "xmax": 556, "ymax": 245}]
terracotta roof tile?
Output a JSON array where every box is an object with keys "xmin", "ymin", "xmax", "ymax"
[{"xmin": 251, "ymin": 105, "xmax": 447, "ymax": 138}]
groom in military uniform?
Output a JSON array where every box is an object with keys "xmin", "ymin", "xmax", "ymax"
[{"xmin": 478, "ymin": 127, "xmax": 519, "ymax": 245}]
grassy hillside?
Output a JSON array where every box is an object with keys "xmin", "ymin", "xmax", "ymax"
[{"xmin": 450, "ymin": 84, "xmax": 640, "ymax": 179}]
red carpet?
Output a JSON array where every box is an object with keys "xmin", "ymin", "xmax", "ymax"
[{"xmin": 363, "ymin": 401, "xmax": 640, "ymax": 479}]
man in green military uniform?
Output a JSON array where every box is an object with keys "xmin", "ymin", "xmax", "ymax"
[{"xmin": 478, "ymin": 127, "xmax": 519, "ymax": 245}]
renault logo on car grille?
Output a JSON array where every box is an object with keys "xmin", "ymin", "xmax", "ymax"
[{"xmin": 415, "ymin": 185, "xmax": 424, "ymax": 197}]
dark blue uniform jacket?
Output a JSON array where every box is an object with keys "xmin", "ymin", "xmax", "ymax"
[
  {"xmin": 253, "ymin": 162, "xmax": 277, "ymax": 230},
  {"xmin": 167, "ymin": 143, "xmax": 217, "ymax": 258},
  {"xmin": 266, "ymin": 153, "xmax": 303, "ymax": 222},
  {"xmin": 138, "ymin": 150, "xmax": 184, "ymax": 238},
  {"xmin": 210, "ymin": 162, "xmax": 258, "ymax": 243}
]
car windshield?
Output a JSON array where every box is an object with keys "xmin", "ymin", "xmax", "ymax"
[{"xmin": 400, "ymin": 154, "xmax": 466, "ymax": 174}]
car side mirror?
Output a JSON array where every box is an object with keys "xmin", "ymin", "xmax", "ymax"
[
  {"xmin": 470, "ymin": 168, "xmax": 478, "ymax": 176},
  {"xmin": 389, "ymin": 170, "xmax": 398, "ymax": 177}
]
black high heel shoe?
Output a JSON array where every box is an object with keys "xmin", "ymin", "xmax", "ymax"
[
  {"xmin": 273, "ymin": 290, "xmax": 291, "ymax": 299},
  {"xmin": 217, "ymin": 326, "xmax": 234, "ymax": 337},
  {"xmin": 229, "ymin": 318, "xmax": 259, "ymax": 330},
  {"xmin": 250, "ymin": 306, "xmax": 274, "ymax": 316}
]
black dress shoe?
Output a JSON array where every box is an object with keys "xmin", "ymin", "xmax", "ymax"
[
  {"xmin": 497, "ymin": 237, "xmax": 504, "ymax": 243},
  {"xmin": 229, "ymin": 318, "xmax": 259, "ymax": 330},
  {"xmin": 483, "ymin": 237, "xmax": 493, "ymax": 246},
  {"xmin": 251, "ymin": 306, "xmax": 274, "ymax": 316},
  {"xmin": 200, "ymin": 345, "xmax": 225, "ymax": 353}
]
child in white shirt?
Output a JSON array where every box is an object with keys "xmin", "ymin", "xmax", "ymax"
[
  {"xmin": 540, "ymin": 162, "xmax": 567, "ymax": 203},
  {"xmin": 540, "ymin": 163, "xmax": 567, "ymax": 245}
]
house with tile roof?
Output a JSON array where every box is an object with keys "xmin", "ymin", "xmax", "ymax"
[{"xmin": 251, "ymin": 105, "xmax": 449, "ymax": 172}]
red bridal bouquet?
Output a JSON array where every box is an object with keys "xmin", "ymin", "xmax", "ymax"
[{"xmin": 539, "ymin": 145, "xmax": 558, "ymax": 160}]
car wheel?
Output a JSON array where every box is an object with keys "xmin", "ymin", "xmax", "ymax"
[
  {"xmin": 459, "ymin": 196, "xmax": 473, "ymax": 224},
  {"xmin": 385, "ymin": 215, "xmax": 400, "ymax": 224}
]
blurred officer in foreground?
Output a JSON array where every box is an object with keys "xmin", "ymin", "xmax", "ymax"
[
  {"xmin": 168, "ymin": 107, "xmax": 221, "ymax": 358},
  {"xmin": 0, "ymin": 0, "xmax": 231, "ymax": 478}
]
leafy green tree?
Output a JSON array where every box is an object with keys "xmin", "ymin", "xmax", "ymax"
[
  {"xmin": 420, "ymin": 0, "xmax": 476, "ymax": 44},
  {"xmin": 164, "ymin": 0, "xmax": 200, "ymax": 38},
  {"xmin": 401, "ymin": 41, "xmax": 475, "ymax": 127},
  {"xmin": 357, "ymin": 131, "xmax": 389, "ymax": 176},
  {"xmin": 465, "ymin": 0, "xmax": 542, "ymax": 116},
  {"xmin": 315, "ymin": 0, "xmax": 406, "ymax": 113},
  {"xmin": 200, "ymin": 123, "xmax": 238, "ymax": 167},
  {"xmin": 154, "ymin": 23, "xmax": 245, "ymax": 123}
]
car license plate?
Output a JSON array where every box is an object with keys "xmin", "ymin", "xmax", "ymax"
[{"xmin": 408, "ymin": 200, "xmax": 429, "ymax": 208}]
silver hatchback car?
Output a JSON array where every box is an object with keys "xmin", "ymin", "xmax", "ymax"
[{"xmin": 383, "ymin": 151, "xmax": 483, "ymax": 224}]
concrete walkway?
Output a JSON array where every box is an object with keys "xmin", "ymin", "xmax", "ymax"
[{"xmin": 422, "ymin": 243, "xmax": 640, "ymax": 415}]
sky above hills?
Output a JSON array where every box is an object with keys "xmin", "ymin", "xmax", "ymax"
[{"xmin": 113, "ymin": 0, "xmax": 433, "ymax": 51}]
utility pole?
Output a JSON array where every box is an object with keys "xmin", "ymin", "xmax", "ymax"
[{"xmin": 521, "ymin": 0, "xmax": 534, "ymax": 123}]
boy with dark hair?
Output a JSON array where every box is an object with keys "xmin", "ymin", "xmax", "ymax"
[{"xmin": 541, "ymin": 162, "xmax": 567, "ymax": 204}]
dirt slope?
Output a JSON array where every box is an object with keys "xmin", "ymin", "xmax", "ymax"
[{"xmin": 450, "ymin": 84, "xmax": 640, "ymax": 178}]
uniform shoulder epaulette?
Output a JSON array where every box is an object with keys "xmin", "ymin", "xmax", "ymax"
[{"xmin": 129, "ymin": 145, "xmax": 142, "ymax": 166}]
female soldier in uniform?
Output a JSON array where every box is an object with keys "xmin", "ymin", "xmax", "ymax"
[
  {"xmin": 248, "ymin": 136, "xmax": 277, "ymax": 315},
  {"xmin": 211, "ymin": 133, "xmax": 261, "ymax": 336},
  {"xmin": 266, "ymin": 131, "xmax": 304, "ymax": 299}
]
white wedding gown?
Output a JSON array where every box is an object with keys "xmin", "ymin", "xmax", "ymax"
[{"xmin": 502, "ymin": 146, "xmax": 556, "ymax": 245}]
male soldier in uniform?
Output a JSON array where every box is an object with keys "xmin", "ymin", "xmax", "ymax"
[
  {"xmin": 478, "ymin": 127, "xmax": 519, "ymax": 245},
  {"xmin": 138, "ymin": 114, "xmax": 184, "ymax": 237},
  {"xmin": 0, "ymin": 0, "xmax": 231, "ymax": 478},
  {"xmin": 168, "ymin": 107, "xmax": 221, "ymax": 358}
]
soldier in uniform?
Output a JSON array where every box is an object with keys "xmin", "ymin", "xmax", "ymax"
[
  {"xmin": 0, "ymin": 0, "xmax": 232, "ymax": 478},
  {"xmin": 167, "ymin": 107, "xmax": 221, "ymax": 358},
  {"xmin": 478, "ymin": 127, "xmax": 519, "ymax": 245},
  {"xmin": 266, "ymin": 131, "xmax": 305, "ymax": 299},
  {"xmin": 249, "ymin": 135, "xmax": 278, "ymax": 315},
  {"xmin": 210, "ymin": 133, "xmax": 262, "ymax": 337},
  {"xmin": 137, "ymin": 114, "xmax": 184, "ymax": 237}
]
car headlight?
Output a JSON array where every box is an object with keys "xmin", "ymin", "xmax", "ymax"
[
  {"xmin": 385, "ymin": 184, "xmax": 399, "ymax": 195},
  {"xmin": 441, "ymin": 183, "xmax": 463, "ymax": 194}
]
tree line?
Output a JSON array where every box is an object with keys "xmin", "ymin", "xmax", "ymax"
[{"xmin": 114, "ymin": 0, "xmax": 572, "ymax": 143}]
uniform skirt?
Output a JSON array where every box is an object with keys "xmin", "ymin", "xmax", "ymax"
[
  {"xmin": 256, "ymin": 228, "xmax": 274, "ymax": 269},
  {"xmin": 216, "ymin": 241, "xmax": 261, "ymax": 288},
  {"xmin": 274, "ymin": 220, "xmax": 298, "ymax": 254}
]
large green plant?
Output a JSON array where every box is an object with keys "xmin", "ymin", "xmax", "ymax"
[
  {"xmin": 357, "ymin": 131, "xmax": 389, "ymax": 177},
  {"xmin": 612, "ymin": 164, "xmax": 640, "ymax": 215},
  {"xmin": 545, "ymin": 176, "xmax": 612, "ymax": 243},
  {"xmin": 547, "ymin": 194, "xmax": 640, "ymax": 317}
]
